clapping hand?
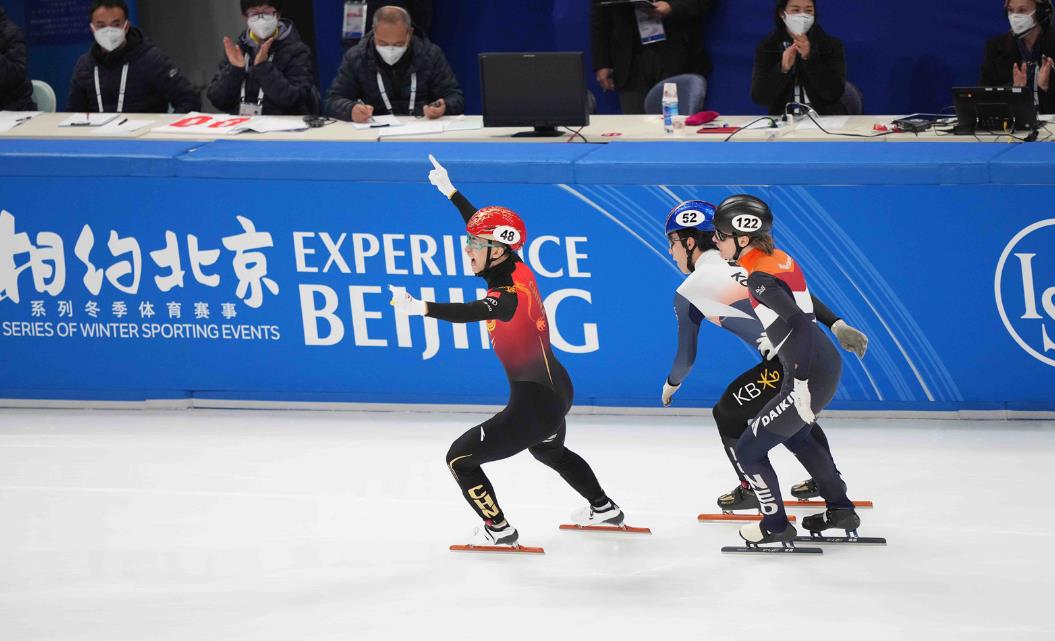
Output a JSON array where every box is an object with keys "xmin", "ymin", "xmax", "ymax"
[
  {"xmin": 224, "ymin": 36, "xmax": 246, "ymax": 67},
  {"xmin": 1014, "ymin": 62, "xmax": 1029, "ymax": 87},
  {"xmin": 650, "ymin": 1, "xmax": 673, "ymax": 18},
  {"xmin": 1039, "ymin": 56, "xmax": 1054, "ymax": 91},
  {"xmin": 255, "ymin": 36, "xmax": 275, "ymax": 65}
]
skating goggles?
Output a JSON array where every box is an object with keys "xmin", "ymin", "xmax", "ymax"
[
  {"xmin": 713, "ymin": 228, "xmax": 731, "ymax": 242},
  {"xmin": 466, "ymin": 236, "xmax": 503, "ymax": 250}
]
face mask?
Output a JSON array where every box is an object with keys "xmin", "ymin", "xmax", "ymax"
[
  {"xmin": 93, "ymin": 24, "xmax": 127, "ymax": 52},
  {"xmin": 376, "ymin": 44, "xmax": 408, "ymax": 66},
  {"xmin": 1009, "ymin": 11, "xmax": 1037, "ymax": 35},
  {"xmin": 248, "ymin": 14, "xmax": 278, "ymax": 40},
  {"xmin": 783, "ymin": 12, "xmax": 815, "ymax": 36}
]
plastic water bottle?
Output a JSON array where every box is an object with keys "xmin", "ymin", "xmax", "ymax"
[{"xmin": 662, "ymin": 83, "xmax": 679, "ymax": 134}]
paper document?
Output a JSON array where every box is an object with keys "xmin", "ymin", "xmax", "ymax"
[
  {"xmin": 376, "ymin": 116, "xmax": 483, "ymax": 138},
  {"xmin": 91, "ymin": 119, "xmax": 153, "ymax": 135},
  {"xmin": 242, "ymin": 117, "xmax": 310, "ymax": 133},
  {"xmin": 0, "ymin": 111, "xmax": 43, "ymax": 133},
  {"xmin": 376, "ymin": 122, "xmax": 444, "ymax": 138},
  {"xmin": 59, "ymin": 113, "xmax": 120, "ymax": 127},
  {"xmin": 352, "ymin": 114, "xmax": 403, "ymax": 130}
]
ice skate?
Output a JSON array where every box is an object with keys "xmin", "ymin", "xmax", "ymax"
[
  {"xmin": 802, "ymin": 508, "xmax": 860, "ymax": 534},
  {"xmin": 721, "ymin": 521, "xmax": 821, "ymax": 554},
  {"xmin": 561, "ymin": 500, "xmax": 651, "ymax": 534},
  {"xmin": 717, "ymin": 483, "xmax": 760, "ymax": 511},
  {"xmin": 571, "ymin": 500, "xmax": 624, "ymax": 526},
  {"xmin": 450, "ymin": 521, "xmax": 544, "ymax": 554},
  {"xmin": 790, "ymin": 478, "xmax": 820, "ymax": 499},
  {"xmin": 787, "ymin": 478, "xmax": 874, "ymax": 509},
  {"xmin": 796, "ymin": 508, "xmax": 886, "ymax": 545}
]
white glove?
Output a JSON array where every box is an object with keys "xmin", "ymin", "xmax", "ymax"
[
  {"xmin": 427, "ymin": 154, "xmax": 456, "ymax": 199},
  {"xmin": 792, "ymin": 378, "xmax": 816, "ymax": 425},
  {"xmin": 389, "ymin": 285, "xmax": 427, "ymax": 316},
  {"xmin": 662, "ymin": 380, "xmax": 681, "ymax": 407},
  {"xmin": 756, "ymin": 333, "xmax": 776, "ymax": 360},
  {"xmin": 832, "ymin": 319, "xmax": 868, "ymax": 358}
]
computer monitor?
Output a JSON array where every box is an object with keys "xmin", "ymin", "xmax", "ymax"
[
  {"xmin": 479, "ymin": 52, "xmax": 589, "ymax": 137},
  {"xmin": 952, "ymin": 86, "xmax": 1038, "ymax": 134}
]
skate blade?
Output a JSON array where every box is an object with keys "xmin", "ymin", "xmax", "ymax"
[
  {"xmin": 787, "ymin": 499, "xmax": 874, "ymax": 509},
  {"xmin": 721, "ymin": 544, "xmax": 822, "ymax": 555},
  {"xmin": 449, "ymin": 544, "xmax": 545, "ymax": 554},
  {"xmin": 698, "ymin": 513, "xmax": 797, "ymax": 523},
  {"xmin": 794, "ymin": 535, "xmax": 887, "ymax": 545},
  {"xmin": 559, "ymin": 524, "xmax": 652, "ymax": 534}
]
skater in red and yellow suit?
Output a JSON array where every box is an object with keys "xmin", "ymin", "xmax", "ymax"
[{"xmin": 388, "ymin": 156, "xmax": 623, "ymax": 547}]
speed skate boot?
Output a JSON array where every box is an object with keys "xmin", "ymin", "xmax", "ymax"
[
  {"xmin": 470, "ymin": 519, "xmax": 519, "ymax": 546},
  {"xmin": 802, "ymin": 508, "xmax": 861, "ymax": 534},
  {"xmin": 571, "ymin": 499, "xmax": 624, "ymax": 526},
  {"xmin": 717, "ymin": 482, "xmax": 760, "ymax": 511},
  {"xmin": 790, "ymin": 478, "xmax": 819, "ymax": 499},
  {"xmin": 739, "ymin": 521, "xmax": 798, "ymax": 546},
  {"xmin": 790, "ymin": 476, "xmax": 847, "ymax": 500}
]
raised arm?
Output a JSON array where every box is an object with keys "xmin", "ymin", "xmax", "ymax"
[{"xmin": 428, "ymin": 154, "xmax": 477, "ymax": 222}]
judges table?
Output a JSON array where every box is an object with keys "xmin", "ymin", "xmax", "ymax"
[
  {"xmin": 3, "ymin": 112, "xmax": 1053, "ymax": 142},
  {"xmin": 0, "ymin": 113, "xmax": 1053, "ymax": 413}
]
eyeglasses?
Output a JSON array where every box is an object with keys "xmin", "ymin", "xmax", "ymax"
[
  {"xmin": 714, "ymin": 229, "xmax": 729, "ymax": 242},
  {"xmin": 466, "ymin": 237, "xmax": 500, "ymax": 250},
  {"xmin": 247, "ymin": 9, "xmax": 278, "ymax": 18}
]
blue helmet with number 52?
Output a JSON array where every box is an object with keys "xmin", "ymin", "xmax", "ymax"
[
  {"xmin": 664, "ymin": 200, "xmax": 716, "ymax": 236},
  {"xmin": 713, "ymin": 194, "xmax": 773, "ymax": 240}
]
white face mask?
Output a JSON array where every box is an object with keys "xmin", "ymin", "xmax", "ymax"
[
  {"xmin": 376, "ymin": 44, "xmax": 408, "ymax": 66},
  {"xmin": 248, "ymin": 14, "xmax": 279, "ymax": 40},
  {"xmin": 783, "ymin": 12, "xmax": 815, "ymax": 36},
  {"xmin": 93, "ymin": 24, "xmax": 127, "ymax": 52},
  {"xmin": 1009, "ymin": 11, "xmax": 1038, "ymax": 35}
]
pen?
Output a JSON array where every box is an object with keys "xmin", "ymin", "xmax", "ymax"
[
  {"xmin": 355, "ymin": 98, "xmax": 376, "ymax": 123},
  {"xmin": 117, "ymin": 118, "xmax": 128, "ymax": 126},
  {"xmin": 369, "ymin": 123, "xmax": 390, "ymax": 128}
]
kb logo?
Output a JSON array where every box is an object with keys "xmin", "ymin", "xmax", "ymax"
[{"xmin": 995, "ymin": 219, "xmax": 1055, "ymax": 367}]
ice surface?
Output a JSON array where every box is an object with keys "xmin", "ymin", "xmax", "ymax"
[{"xmin": 1, "ymin": 409, "xmax": 1052, "ymax": 640}]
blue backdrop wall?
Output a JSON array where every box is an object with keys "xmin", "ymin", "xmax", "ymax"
[
  {"xmin": 312, "ymin": 0, "xmax": 1003, "ymax": 116},
  {"xmin": 2, "ymin": 139, "xmax": 1054, "ymax": 411},
  {"xmin": 6, "ymin": 1, "xmax": 1008, "ymax": 115}
]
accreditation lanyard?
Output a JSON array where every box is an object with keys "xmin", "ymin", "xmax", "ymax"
[
  {"xmin": 376, "ymin": 71, "xmax": 416, "ymax": 116},
  {"xmin": 784, "ymin": 41, "xmax": 806, "ymax": 106},
  {"xmin": 240, "ymin": 53, "xmax": 275, "ymax": 106},
  {"xmin": 94, "ymin": 63, "xmax": 129, "ymax": 113}
]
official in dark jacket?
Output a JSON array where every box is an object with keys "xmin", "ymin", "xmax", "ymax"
[
  {"xmin": 0, "ymin": 8, "xmax": 36, "ymax": 111},
  {"xmin": 981, "ymin": 0, "xmax": 1055, "ymax": 113},
  {"xmin": 68, "ymin": 0, "xmax": 200, "ymax": 114},
  {"xmin": 751, "ymin": 0, "xmax": 846, "ymax": 116},
  {"xmin": 207, "ymin": 1, "xmax": 319, "ymax": 116},
  {"xmin": 325, "ymin": 5, "xmax": 463, "ymax": 123},
  {"xmin": 590, "ymin": 0, "xmax": 712, "ymax": 115}
]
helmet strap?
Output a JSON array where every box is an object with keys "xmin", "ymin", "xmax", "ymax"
[{"xmin": 731, "ymin": 234, "xmax": 747, "ymax": 262}]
